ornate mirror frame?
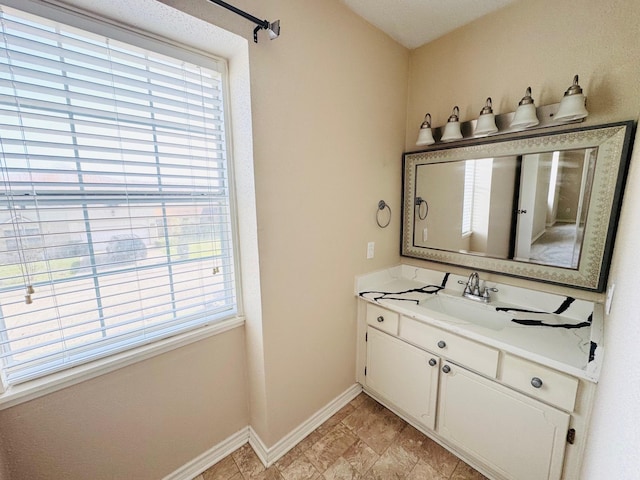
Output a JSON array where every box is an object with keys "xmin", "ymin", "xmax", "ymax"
[{"xmin": 401, "ymin": 121, "xmax": 635, "ymax": 292}]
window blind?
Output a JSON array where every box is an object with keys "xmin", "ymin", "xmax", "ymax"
[
  {"xmin": 0, "ymin": 5, "xmax": 237, "ymax": 385},
  {"xmin": 462, "ymin": 160, "xmax": 475, "ymax": 235}
]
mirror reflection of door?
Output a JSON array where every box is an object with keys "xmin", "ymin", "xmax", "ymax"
[{"xmin": 516, "ymin": 148, "xmax": 597, "ymax": 268}]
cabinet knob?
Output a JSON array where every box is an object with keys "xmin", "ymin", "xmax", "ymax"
[
  {"xmin": 437, "ymin": 340, "xmax": 446, "ymax": 349},
  {"xmin": 428, "ymin": 358, "xmax": 437, "ymax": 367},
  {"xmin": 442, "ymin": 365, "xmax": 451, "ymax": 374},
  {"xmin": 531, "ymin": 377, "xmax": 543, "ymax": 389},
  {"xmin": 377, "ymin": 316, "xmax": 384, "ymax": 323}
]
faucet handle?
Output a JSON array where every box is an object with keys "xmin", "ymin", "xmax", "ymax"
[
  {"xmin": 458, "ymin": 279, "xmax": 472, "ymax": 294},
  {"xmin": 483, "ymin": 287, "xmax": 499, "ymax": 300}
]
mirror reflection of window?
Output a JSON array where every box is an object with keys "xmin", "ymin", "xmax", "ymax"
[{"xmin": 462, "ymin": 160, "xmax": 475, "ymax": 236}]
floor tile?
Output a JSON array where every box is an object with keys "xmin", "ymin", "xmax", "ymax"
[
  {"xmin": 322, "ymin": 457, "xmax": 362, "ymax": 480},
  {"xmin": 304, "ymin": 423, "xmax": 359, "ymax": 473},
  {"xmin": 280, "ymin": 454, "xmax": 321, "ymax": 480},
  {"xmin": 276, "ymin": 431, "xmax": 324, "ymax": 471},
  {"xmin": 419, "ymin": 438, "xmax": 460, "ymax": 478},
  {"xmin": 351, "ymin": 408, "xmax": 406, "ymax": 454},
  {"xmin": 341, "ymin": 440, "xmax": 378, "ymax": 475},
  {"xmin": 349, "ymin": 393, "xmax": 366, "ymax": 409},
  {"xmin": 365, "ymin": 443, "xmax": 418, "ymax": 479},
  {"xmin": 252, "ymin": 465, "xmax": 286, "ymax": 480},
  {"xmin": 202, "ymin": 455, "xmax": 241, "ymax": 480},
  {"xmin": 315, "ymin": 403, "xmax": 355, "ymax": 437},
  {"xmin": 232, "ymin": 443, "xmax": 266, "ymax": 478},
  {"xmin": 405, "ymin": 460, "xmax": 448, "ymax": 480},
  {"xmin": 450, "ymin": 461, "xmax": 489, "ymax": 480},
  {"xmin": 197, "ymin": 393, "xmax": 487, "ymax": 480},
  {"xmin": 394, "ymin": 424, "xmax": 431, "ymax": 459}
]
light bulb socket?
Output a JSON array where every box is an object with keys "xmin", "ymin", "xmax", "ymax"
[
  {"xmin": 447, "ymin": 105, "xmax": 460, "ymax": 123},
  {"xmin": 518, "ymin": 86, "xmax": 535, "ymax": 105},
  {"xmin": 474, "ymin": 98, "xmax": 498, "ymax": 136},
  {"xmin": 563, "ymin": 75, "xmax": 583, "ymax": 96},
  {"xmin": 511, "ymin": 87, "xmax": 540, "ymax": 130},
  {"xmin": 479, "ymin": 97, "xmax": 494, "ymax": 115},
  {"xmin": 419, "ymin": 113, "xmax": 432, "ymax": 129},
  {"xmin": 555, "ymin": 75, "xmax": 588, "ymax": 122},
  {"xmin": 416, "ymin": 113, "xmax": 435, "ymax": 146}
]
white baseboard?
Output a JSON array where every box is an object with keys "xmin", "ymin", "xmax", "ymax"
[
  {"xmin": 165, "ymin": 383, "xmax": 362, "ymax": 478},
  {"xmin": 162, "ymin": 427, "xmax": 250, "ymax": 480},
  {"xmin": 250, "ymin": 383, "xmax": 362, "ymax": 467}
]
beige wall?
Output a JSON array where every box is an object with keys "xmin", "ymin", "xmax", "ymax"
[
  {"xmin": 156, "ymin": 0, "xmax": 408, "ymax": 446},
  {"xmin": 0, "ymin": 434, "xmax": 8, "ymax": 480},
  {"xmin": 406, "ymin": 0, "xmax": 640, "ymax": 477},
  {"xmin": 0, "ymin": 328, "xmax": 248, "ymax": 480},
  {"xmin": 405, "ymin": 0, "xmax": 640, "ymax": 296}
]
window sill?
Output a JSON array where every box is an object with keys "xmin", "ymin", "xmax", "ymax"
[{"xmin": 0, "ymin": 316, "xmax": 245, "ymax": 411}]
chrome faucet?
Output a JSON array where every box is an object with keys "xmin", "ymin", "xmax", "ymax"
[{"xmin": 459, "ymin": 272, "xmax": 497, "ymax": 303}]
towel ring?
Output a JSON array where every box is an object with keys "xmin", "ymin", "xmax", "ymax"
[
  {"xmin": 415, "ymin": 197, "xmax": 429, "ymax": 220},
  {"xmin": 376, "ymin": 200, "xmax": 391, "ymax": 228}
]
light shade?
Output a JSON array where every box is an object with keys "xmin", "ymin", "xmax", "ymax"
[
  {"xmin": 474, "ymin": 97, "xmax": 498, "ymax": 137},
  {"xmin": 510, "ymin": 87, "xmax": 540, "ymax": 130},
  {"xmin": 441, "ymin": 106, "xmax": 463, "ymax": 142},
  {"xmin": 555, "ymin": 75, "xmax": 588, "ymax": 122},
  {"xmin": 416, "ymin": 113, "xmax": 435, "ymax": 146}
]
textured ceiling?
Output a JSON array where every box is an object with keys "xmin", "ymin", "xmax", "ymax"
[{"xmin": 342, "ymin": 0, "xmax": 519, "ymax": 49}]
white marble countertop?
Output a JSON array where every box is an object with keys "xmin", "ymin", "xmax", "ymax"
[{"xmin": 356, "ymin": 265, "xmax": 603, "ymax": 383}]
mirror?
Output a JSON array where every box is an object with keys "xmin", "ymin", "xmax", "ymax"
[{"xmin": 402, "ymin": 121, "xmax": 634, "ymax": 291}]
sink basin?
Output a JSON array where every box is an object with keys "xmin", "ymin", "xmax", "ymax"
[{"xmin": 419, "ymin": 295, "xmax": 511, "ymax": 331}]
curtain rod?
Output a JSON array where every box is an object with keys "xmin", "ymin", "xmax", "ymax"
[{"xmin": 205, "ymin": 0, "xmax": 280, "ymax": 43}]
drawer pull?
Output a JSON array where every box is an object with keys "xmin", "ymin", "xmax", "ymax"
[
  {"xmin": 429, "ymin": 358, "xmax": 437, "ymax": 367},
  {"xmin": 442, "ymin": 365, "xmax": 451, "ymax": 374},
  {"xmin": 377, "ymin": 316, "xmax": 384, "ymax": 323},
  {"xmin": 437, "ymin": 340, "xmax": 446, "ymax": 349},
  {"xmin": 531, "ymin": 377, "xmax": 543, "ymax": 389}
]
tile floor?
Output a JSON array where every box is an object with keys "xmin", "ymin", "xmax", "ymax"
[{"xmin": 193, "ymin": 393, "xmax": 488, "ymax": 480}]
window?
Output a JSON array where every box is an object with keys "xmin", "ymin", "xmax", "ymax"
[
  {"xmin": 462, "ymin": 160, "xmax": 475, "ymax": 235},
  {"xmin": 0, "ymin": 4, "xmax": 238, "ymax": 386}
]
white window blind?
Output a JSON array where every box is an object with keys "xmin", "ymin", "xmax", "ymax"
[
  {"xmin": 462, "ymin": 160, "xmax": 475, "ymax": 235},
  {"xmin": 0, "ymin": 5, "xmax": 237, "ymax": 386}
]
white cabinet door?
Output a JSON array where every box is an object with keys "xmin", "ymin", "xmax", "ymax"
[
  {"xmin": 438, "ymin": 362, "xmax": 570, "ymax": 480},
  {"xmin": 366, "ymin": 327, "xmax": 439, "ymax": 430}
]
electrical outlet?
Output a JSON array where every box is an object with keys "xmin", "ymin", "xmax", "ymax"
[{"xmin": 367, "ymin": 242, "xmax": 375, "ymax": 259}]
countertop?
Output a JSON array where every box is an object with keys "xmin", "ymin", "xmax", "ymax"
[{"xmin": 356, "ymin": 265, "xmax": 603, "ymax": 382}]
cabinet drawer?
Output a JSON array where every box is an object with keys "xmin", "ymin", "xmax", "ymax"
[
  {"xmin": 400, "ymin": 318, "xmax": 499, "ymax": 378},
  {"xmin": 366, "ymin": 303, "xmax": 399, "ymax": 335},
  {"xmin": 501, "ymin": 354, "xmax": 578, "ymax": 411}
]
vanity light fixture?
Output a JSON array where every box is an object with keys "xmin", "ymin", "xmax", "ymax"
[
  {"xmin": 555, "ymin": 75, "xmax": 588, "ymax": 122},
  {"xmin": 474, "ymin": 97, "xmax": 499, "ymax": 136},
  {"xmin": 441, "ymin": 106, "xmax": 463, "ymax": 142},
  {"xmin": 206, "ymin": 0, "xmax": 280, "ymax": 43},
  {"xmin": 416, "ymin": 113, "xmax": 435, "ymax": 146},
  {"xmin": 510, "ymin": 86, "xmax": 540, "ymax": 130}
]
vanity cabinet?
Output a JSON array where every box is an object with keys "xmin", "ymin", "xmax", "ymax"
[
  {"xmin": 438, "ymin": 361, "xmax": 569, "ymax": 480},
  {"xmin": 361, "ymin": 302, "xmax": 587, "ymax": 480},
  {"xmin": 365, "ymin": 327, "xmax": 439, "ymax": 430}
]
